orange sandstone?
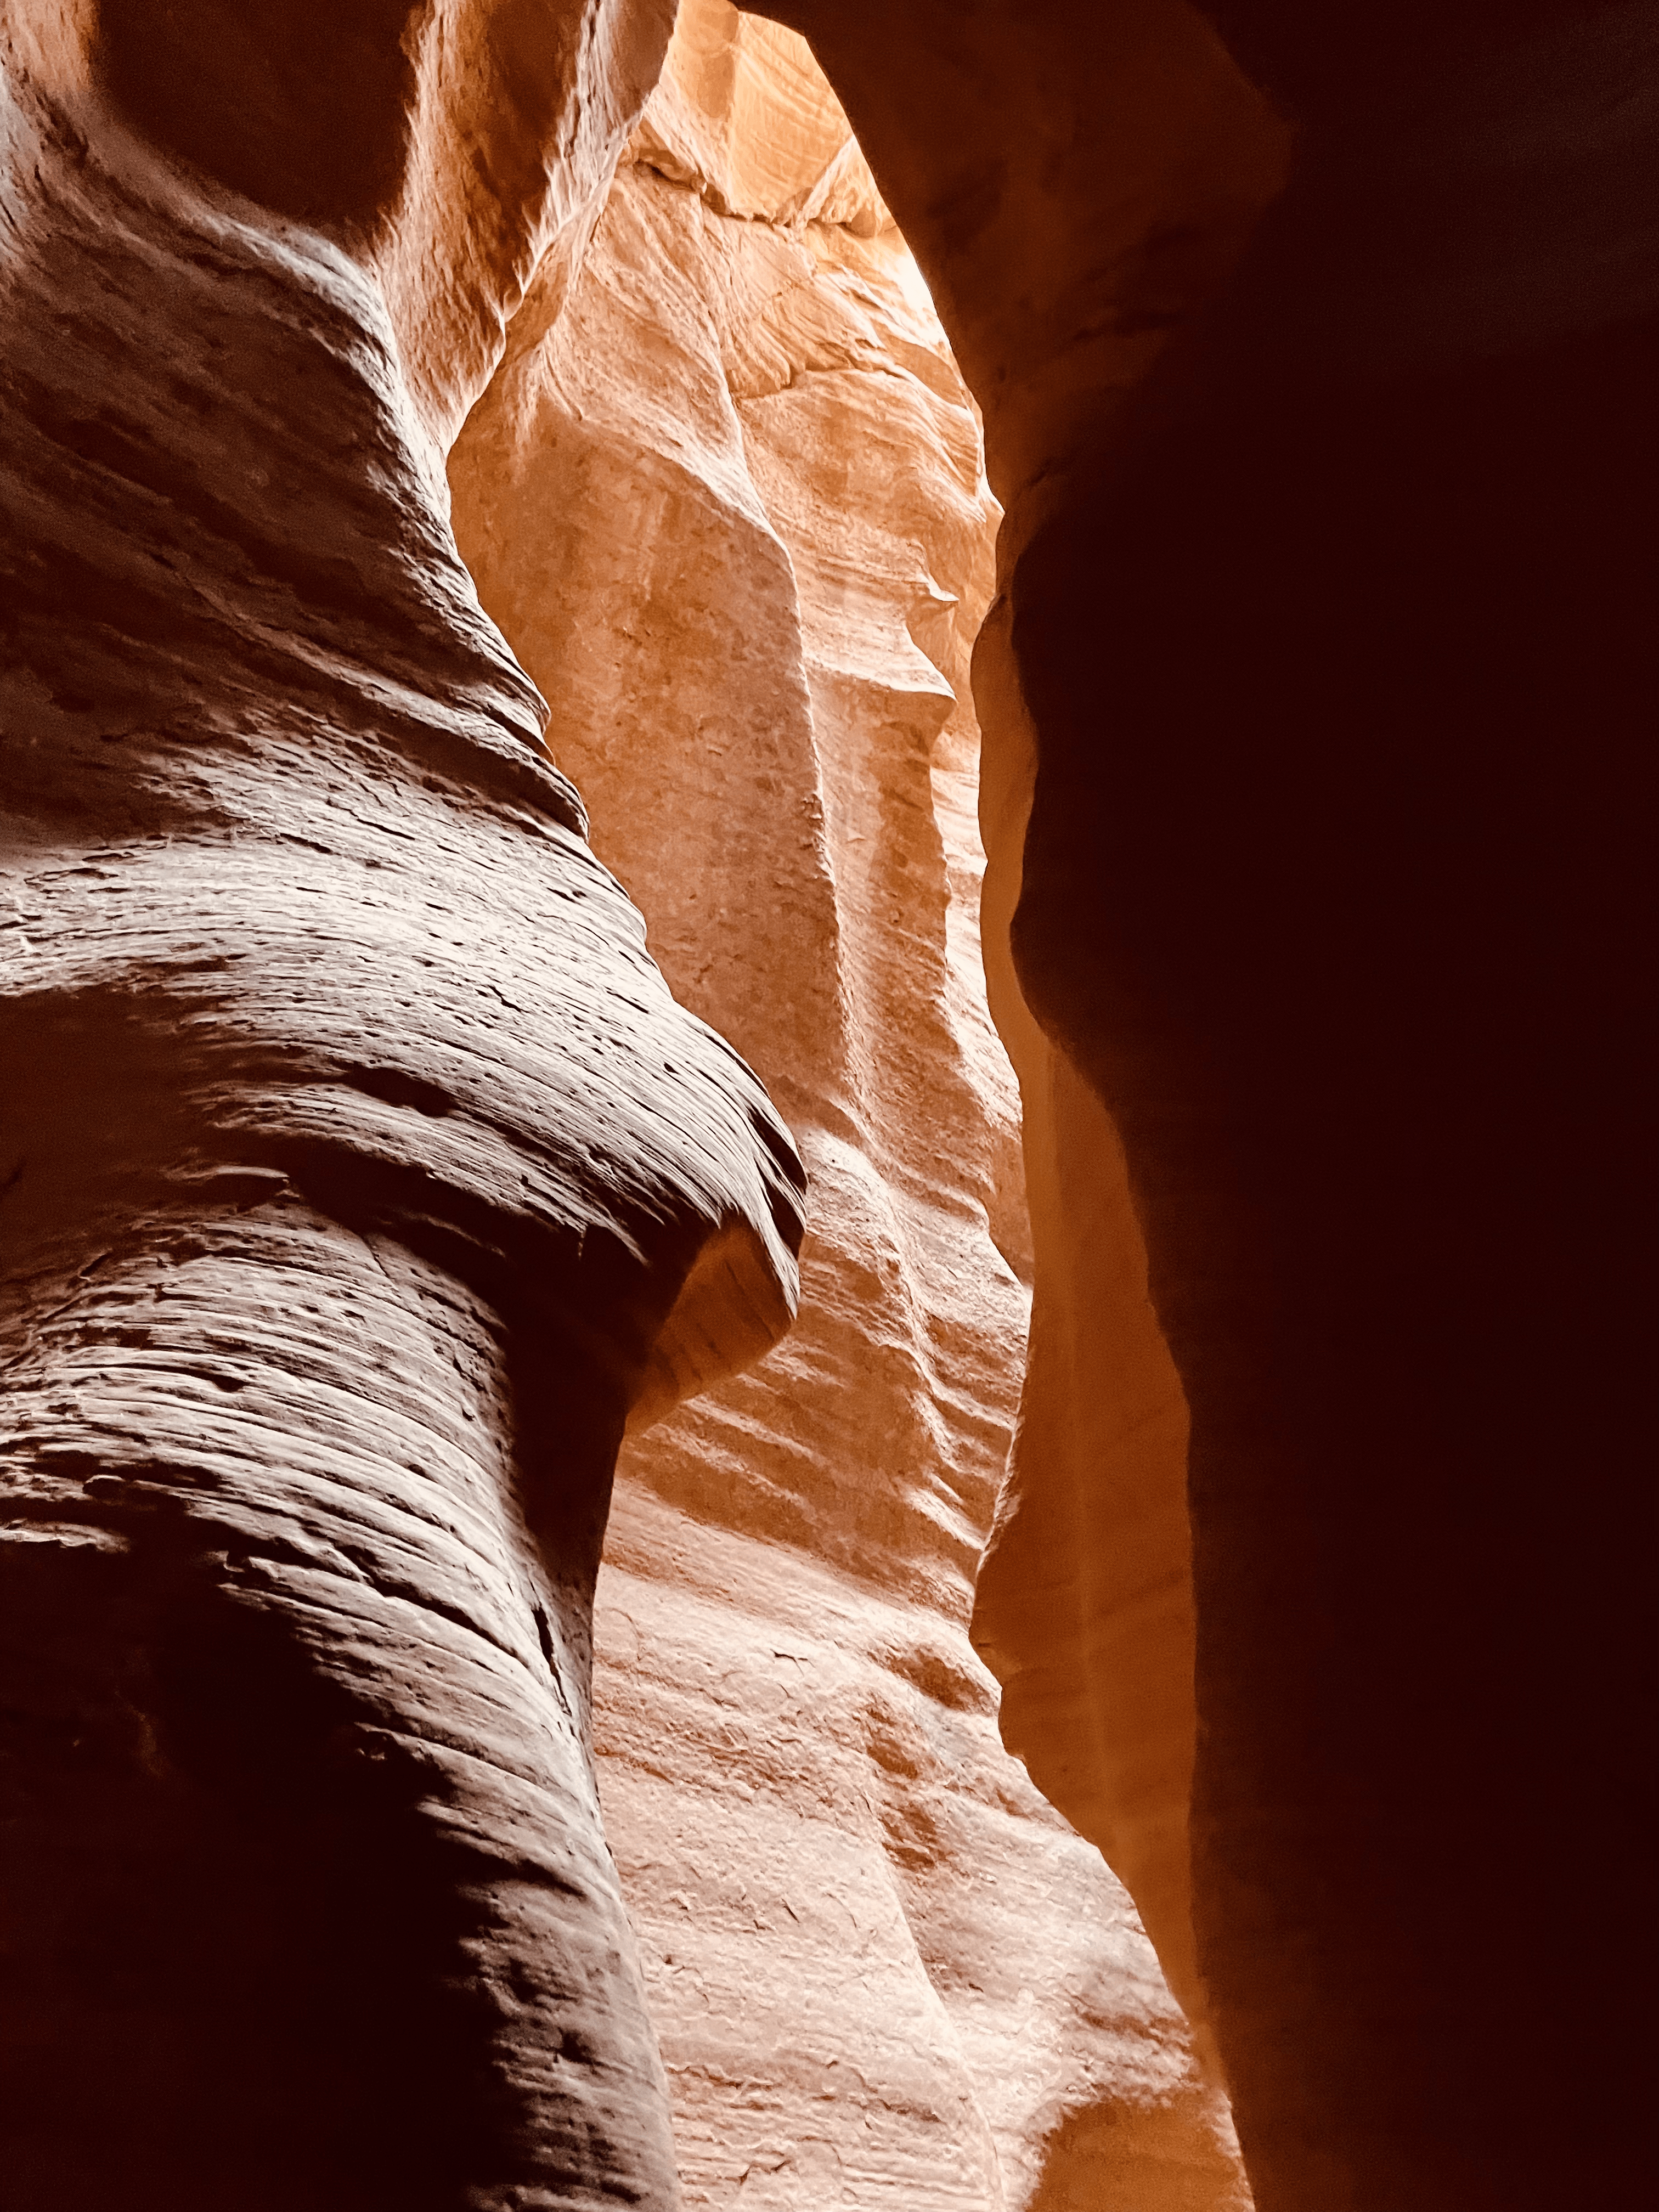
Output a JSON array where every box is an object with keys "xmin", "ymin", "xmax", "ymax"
[{"xmin": 450, "ymin": 7, "xmax": 1249, "ymax": 2203}]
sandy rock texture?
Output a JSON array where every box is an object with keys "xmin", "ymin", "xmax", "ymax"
[
  {"xmin": 757, "ymin": 3, "xmax": 1657, "ymax": 2208},
  {"xmin": 450, "ymin": 5, "xmax": 1247, "ymax": 2206},
  {"xmin": 0, "ymin": 7, "xmax": 802, "ymax": 2207}
]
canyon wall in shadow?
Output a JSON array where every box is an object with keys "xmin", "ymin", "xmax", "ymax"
[{"xmin": 757, "ymin": 2, "xmax": 1657, "ymax": 2205}]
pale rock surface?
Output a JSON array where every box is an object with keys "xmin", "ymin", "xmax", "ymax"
[{"xmin": 451, "ymin": 7, "xmax": 1248, "ymax": 2204}]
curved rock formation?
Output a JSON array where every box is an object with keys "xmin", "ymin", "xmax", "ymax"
[
  {"xmin": 756, "ymin": 2, "xmax": 1657, "ymax": 2207},
  {"xmin": 752, "ymin": 0, "xmax": 1293, "ymax": 2080},
  {"xmin": 0, "ymin": 8, "xmax": 800, "ymax": 2206},
  {"xmin": 5, "ymin": 1, "xmax": 1651, "ymax": 2207},
  {"xmin": 449, "ymin": 7, "xmax": 1246, "ymax": 2202}
]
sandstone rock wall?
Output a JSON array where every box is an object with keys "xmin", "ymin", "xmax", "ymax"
[
  {"xmin": 13, "ymin": 3, "xmax": 1642, "ymax": 2207},
  {"xmin": 450, "ymin": 5, "xmax": 1247, "ymax": 2204},
  {"xmin": 0, "ymin": 8, "xmax": 797, "ymax": 2205},
  {"xmin": 734, "ymin": 0, "xmax": 1291, "ymax": 2080},
  {"xmin": 751, "ymin": 5, "xmax": 1658, "ymax": 2208}
]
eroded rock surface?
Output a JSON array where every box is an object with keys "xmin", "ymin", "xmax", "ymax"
[
  {"xmin": 737, "ymin": 0, "xmax": 1292, "ymax": 2081},
  {"xmin": 11, "ymin": 1, "xmax": 1635, "ymax": 2206},
  {"xmin": 0, "ymin": 10, "xmax": 800, "ymax": 2207},
  {"xmin": 451, "ymin": 8, "xmax": 1247, "ymax": 2204}
]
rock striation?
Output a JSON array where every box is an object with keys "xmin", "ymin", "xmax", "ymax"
[
  {"xmin": 2, "ymin": 0, "xmax": 1248, "ymax": 2203},
  {"xmin": 8, "ymin": 1, "xmax": 1647, "ymax": 2208},
  {"xmin": 0, "ymin": 8, "xmax": 799, "ymax": 2207},
  {"xmin": 450, "ymin": 5, "xmax": 1248, "ymax": 2203}
]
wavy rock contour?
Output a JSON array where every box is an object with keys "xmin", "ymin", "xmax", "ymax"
[
  {"xmin": 0, "ymin": 9, "xmax": 799, "ymax": 2206},
  {"xmin": 450, "ymin": 7, "xmax": 1250, "ymax": 2205}
]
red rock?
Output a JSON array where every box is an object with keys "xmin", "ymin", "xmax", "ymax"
[
  {"xmin": 4, "ymin": 3, "xmax": 1651, "ymax": 2208},
  {"xmin": 449, "ymin": 9, "xmax": 1249, "ymax": 2201},
  {"xmin": 0, "ymin": 10, "xmax": 794, "ymax": 2205}
]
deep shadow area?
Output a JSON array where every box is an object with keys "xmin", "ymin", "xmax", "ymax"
[
  {"xmin": 98, "ymin": 0, "xmax": 420, "ymax": 228},
  {"xmin": 2, "ymin": 1532, "xmax": 515, "ymax": 2212},
  {"xmin": 1011, "ymin": 131, "xmax": 1656, "ymax": 2212}
]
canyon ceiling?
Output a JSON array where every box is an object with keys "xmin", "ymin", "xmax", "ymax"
[{"xmin": 1, "ymin": 3, "xmax": 1653, "ymax": 2210}]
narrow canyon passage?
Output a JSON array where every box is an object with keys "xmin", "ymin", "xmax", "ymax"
[
  {"xmin": 1, "ymin": 2, "xmax": 1650, "ymax": 2209},
  {"xmin": 449, "ymin": 9, "xmax": 1243, "ymax": 2201},
  {"xmin": 0, "ymin": 2, "xmax": 1243, "ymax": 2204}
]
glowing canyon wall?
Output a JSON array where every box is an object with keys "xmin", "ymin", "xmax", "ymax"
[
  {"xmin": 1, "ymin": 0, "xmax": 1246, "ymax": 2204},
  {"xmin": 3, "ymin": 2, "xmax": 1651, "ymax": 2210},
  {"xmin": 449, "ymin": 7, "xmax": 1245, "ymax": 2202}
]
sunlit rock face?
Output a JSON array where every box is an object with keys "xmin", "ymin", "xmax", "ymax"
[
  {"xmin": 450, "ymin": 6, "xmax": 1248, "ymax": 2205},
  {"xmin": 733, "ymin": 0, "xmax": 1294, "ymax": 2094}
]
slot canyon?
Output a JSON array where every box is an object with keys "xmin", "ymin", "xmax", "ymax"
[{"xmin": 0, "ymin": 1, "xmax": 1651, "ymax": 2208}]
